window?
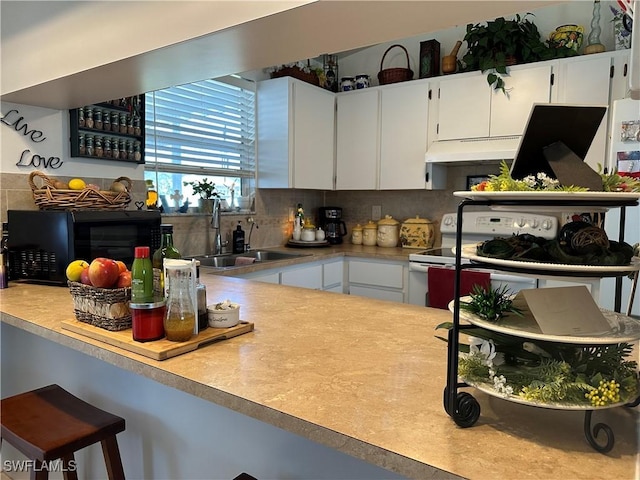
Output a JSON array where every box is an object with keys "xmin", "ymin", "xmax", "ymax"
[{"xmin": 144, "ymin": 76, "xmax": 256, "ymax": 212}]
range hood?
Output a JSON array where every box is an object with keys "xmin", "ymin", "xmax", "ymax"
[{"xmin": 425, "ymin": 135, "xmax": 521, "ymax": 164}]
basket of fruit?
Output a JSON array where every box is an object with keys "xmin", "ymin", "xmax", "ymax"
[
  {"xmin": 29, "ymin": 171, "xmax": 132, "ymax": 210},
  {"xmin": 66, "ymin": 258, "xmax": 133, "ymax": 331}
]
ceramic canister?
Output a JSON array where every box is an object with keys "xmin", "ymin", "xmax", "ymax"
[
  {"xmin": 362, "ymin": 221, "xmax": 378, "ymax": 246},
  {"xmin": 351, "ymin": 224, "xmax": 363, "ymax": 245},
  {"xmin": 355, "ymin": 74, "xmax": 370, "ymax": 89},
  {"xmin": 399, "ymin": 215, "xmax": 435, "ymax": 249},
  {"xmin": 340, "ymin": 77, "xmax": 355, "ymax": 91},
  {"xmin": 376, "ymin": 215, "xmax": 400, "ymax": 248}
]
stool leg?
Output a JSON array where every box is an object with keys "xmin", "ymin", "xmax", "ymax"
[
  {"xmin": 62, "ymin": 453, "xmax": 78, "ymax": 480},
  {"xmin": 31, "ymin": 460, "xmax": 48, "ymax": 480},
  {"xmin": 101, "ymin": 436, "xmax": 125, "ymax": 480}
]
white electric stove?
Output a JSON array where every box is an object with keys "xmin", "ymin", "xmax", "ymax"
[{"xmin": 407, "ymin": 211, "xmax": 559, "ymax": 306}]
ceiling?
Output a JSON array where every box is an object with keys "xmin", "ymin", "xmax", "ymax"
[{"xmin": 1, "ymin": 0, "xmax": 570, "ymax": 110}]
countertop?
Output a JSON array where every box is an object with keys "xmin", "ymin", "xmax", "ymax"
[{"xmin": 1, "ymin": 279, "xmax": 638, "ymax": 479}]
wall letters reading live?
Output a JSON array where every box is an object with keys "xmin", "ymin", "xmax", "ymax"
[{"xmin": 1, "ymin": 108, "xmax": 63, "ymax": 169}]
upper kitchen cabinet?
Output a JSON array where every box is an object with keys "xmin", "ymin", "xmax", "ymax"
[
  {"xmin": 436, "ymin": 65, "xmax": 552, "ymax": 140},
  {"xmin": 379, "ymin": 81, "xmax": 431, "ymax": 190},
  {"xmin": 336, "ymin": 79, "xmax": 432, "ymax": 190},
  {"xmin": 335, "ymin": 88, "xmax": 379, "ymax": 190},
  {"xmin": 257, "ymin": 77, "xmax": 335, "ymax": 189},
  {"xmin": 551, "ymin": 50, "xmax": 630, "ymax": 171}
]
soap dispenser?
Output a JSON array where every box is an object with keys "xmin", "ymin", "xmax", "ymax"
[{"xmin": 232, "ymin": 222, "xmax": 245, "ymax": 254}]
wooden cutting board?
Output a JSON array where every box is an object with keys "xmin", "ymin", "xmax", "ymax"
[{"xmin": 61, "ymin": 319, "xmax": 254, "ymax": 361}]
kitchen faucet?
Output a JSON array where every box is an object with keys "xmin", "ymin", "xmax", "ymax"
[
  {"xmin": 245, "ymin": 217, "xmax": 258, "ymax": 252},
  {"xmin": 211, "ymin": 198, "xmax": 228, "ymax": 254}
]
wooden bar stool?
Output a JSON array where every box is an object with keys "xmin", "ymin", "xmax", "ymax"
[{"xmin": 1, "ymin": 384, "xmax": 126, "ymax": 480}]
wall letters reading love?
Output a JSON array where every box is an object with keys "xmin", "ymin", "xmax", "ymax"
[{"xmin": 1, "ymin": 108, "xmax": 63, "ymax": 169}]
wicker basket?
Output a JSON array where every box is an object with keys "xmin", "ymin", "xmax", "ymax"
[
  {"xmin": 377, "ymin": 44, "xmax": 414, "ymax": 85},
  {"xmin": 68, "ymin": 281, "xmax": 132, "ymax": 331},
  {"xmin": 271, "ymin": 66, "xmax": 320, "ymax": 86},
  {"xmin": 29, "ymin": 171, "xmax": 132, "ymax": 211}
]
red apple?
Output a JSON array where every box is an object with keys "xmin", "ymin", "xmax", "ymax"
[
  {"xmin": 115, "ymin": 260, "xmax": 127, "ymax": 273},
  {"xmin": 88, "ymin": 258, "xmax": 120, "ymax": 288},
  {"xmin": 116, "ymin": 271, "xmax": 132, "ymax": 288},
  {"xmin": 80, "ymin": 267, "xmax": 92, "ymax": 286}
]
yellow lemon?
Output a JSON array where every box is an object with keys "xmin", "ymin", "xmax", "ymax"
[
  {"xmin": 65, "ymin": 259, "xmax": 89, "ymax": 282},
  {"xmin": 68, "ymin": 178, "xmax": 86, "ymax": 190}
]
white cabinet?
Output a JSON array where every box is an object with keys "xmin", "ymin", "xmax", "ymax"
[
  {"xmin": 236, "ymin": 258, "xmax": 344, "ymax": 292},
  {"xmin": 379, "ymin": 81, "xmax": 430, "ymax": 189},
  {"xmin": 336, "ymin": 80, "xmax": 431, "ymax": 190},
  {"xmin": 323, "ymin": 259, "xmax": 344, "ymax": 292},
  {"xmin": 347, "ymin": 258, "xmax": 407, "ymax": 302},
  {"xmin": 437, "ymin": 65, "xmax": 552, "ymax": 140},
  {"xmin": 551, "ymin": 52, "xmax": 613, "ymax": 171},
  {"xmin": 281, "ymin": 264, "xmax": 323, "ymax": 290},
  {"xmin": 335, "ymin": 89, "xmax": 379, "ymax": 190},
  {"xmin": 257, "ymin": 77, "xmax": 335, "ymax": 189}
]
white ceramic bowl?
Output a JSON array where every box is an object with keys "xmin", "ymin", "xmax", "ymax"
[{"xmin": 207, "ymin": 303, "xmax": 240, "ymax": 328}]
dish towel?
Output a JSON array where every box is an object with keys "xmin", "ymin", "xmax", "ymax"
[
  {"xmin": 234, "ymin": 257, "xmax": 256, "ymax": 266},
  {"xmin": 427, "ymin": 266, "xmax": 491, "ymax": 309}
]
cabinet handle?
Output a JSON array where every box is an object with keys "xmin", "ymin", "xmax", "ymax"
[
  {"xmin": 610, "ymin": 65, "xmax": 615, "ymax": 78},
  {"xmin": 428, "ymin": 89, "xmax": 432, "ymax": 100},
  {"xmin": 550, "ymin": 73, "xmax": 554, "ymax": 86},
  {"xmin": 624, "ymin": 63, "xmax": 628, "ymax": 77}
]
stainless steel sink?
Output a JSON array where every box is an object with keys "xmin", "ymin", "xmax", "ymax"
[{"xmin": 189, "ymin": 250, "xmax": 309, "ymax": 269}]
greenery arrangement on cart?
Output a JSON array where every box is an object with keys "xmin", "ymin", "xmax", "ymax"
[
  {"xmin": 436, "ymin": 322, "xmax": 639, "ymax": 407},
  {"xmin": 471, "ymin": 161, "xmax": 640, "ymax": 192}
]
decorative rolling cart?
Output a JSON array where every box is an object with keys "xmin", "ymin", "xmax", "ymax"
[{"xmin": 444, "ymin": 191, "xmax": 640, "ymax": 453}]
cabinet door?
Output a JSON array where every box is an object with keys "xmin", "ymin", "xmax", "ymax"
[
  {"xmin": 490, "ymin": 65, "xmax": 551, "ymax": 137},
  {"xmin": 437, "ymin": 74, "xmax": 490, "ymax": 140},
  {"xmin": 379, "ymin": 81, "xmax": 429, "ymax": 189},
  {"xmin": 293, "ymin": 81, "xmax": 335, "ymax": 190},
  {"xmin": 553, "ymin": 55, "xmax": 611, "ymax": 171},
  {"xmin": 256, "ymin": 78, "xmax": 291, "ymax": 188},
  {"xmin": 336, "ymin": 89, "xmax": 379, "ymax": 190},
  {"xmin": 281, "ymin": 264, "xmax": 323, "ymax": 289}
]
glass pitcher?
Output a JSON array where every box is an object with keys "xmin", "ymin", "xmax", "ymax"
[{"xmin": 164, "ymin": 261, "xmax": 196, "ymax": 342}]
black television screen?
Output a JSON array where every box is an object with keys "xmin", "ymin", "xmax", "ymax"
[{"xmin": 509, "ymin": 104, "xmax": 607, "ymax": 183}]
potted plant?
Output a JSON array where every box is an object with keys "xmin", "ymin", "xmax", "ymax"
[
  {"xmin": 183, "ymin": 178, "xmax": 219, "ymax": 213},
  {"xmin": 461, "ymin": 14, "xmax": 578, "ymax": 92}
]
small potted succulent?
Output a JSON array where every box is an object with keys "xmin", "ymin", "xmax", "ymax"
[{"xmin": 183, "ymin": 178, "xmax": 219, "ymax": 214}]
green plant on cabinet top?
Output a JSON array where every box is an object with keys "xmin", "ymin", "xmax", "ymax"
[{"xmin": 461, "ymin": 14, "xmax": 578, "ymax": 93}]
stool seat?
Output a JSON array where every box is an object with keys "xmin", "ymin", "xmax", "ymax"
[{"xmin": 1, "ymin": 384, "xmax": 125, "ymax": 480}]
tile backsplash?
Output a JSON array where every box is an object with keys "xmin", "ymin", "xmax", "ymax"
[{"xmin": 1, "ymin": 164, "xmax": 499, "ymax": 255}]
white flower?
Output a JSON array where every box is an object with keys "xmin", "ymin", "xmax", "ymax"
[{"xmin": 468, "ymin": 337, "xmax": 504, "ymax": 367}]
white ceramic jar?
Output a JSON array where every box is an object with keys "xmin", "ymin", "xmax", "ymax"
[
  {"xmin": 301, "ymin": 225, "xmax": 316, "ymax": 242},
  {"xmin": 377, "ymin": 215, "xmax": 400, "ymax": 248},
  {"xmin": 362, "ymin": 221, "xmax": 378, "ymax": 246}
]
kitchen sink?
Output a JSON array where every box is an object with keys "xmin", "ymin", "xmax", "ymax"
[{"xmin": 189, "ymin": 250, "xmax": 310, "ymax": 269}]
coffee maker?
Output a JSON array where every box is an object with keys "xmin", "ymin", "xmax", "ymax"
[{"xmin": 319, "ymin": 207, "xmax": 347, "ymax": 244}]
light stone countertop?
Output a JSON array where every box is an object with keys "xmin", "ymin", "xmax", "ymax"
[{"xmin": 1, "ymin": 279, "xmax": 638, "ymax": 480}]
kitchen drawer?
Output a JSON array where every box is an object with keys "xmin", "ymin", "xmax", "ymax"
[
  {"xmin": 349, "ymin": 285, "xmax": 404, "ymax": 303},
  {"xmin": 348, "ymin": 260, "xmax": 404, "ymax": 289}
]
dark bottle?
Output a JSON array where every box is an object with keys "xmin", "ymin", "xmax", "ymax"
[
  {"xmin": 152, "ymin": 224, "xmax": 181, "ymax": 297},
  {"xmin": 232, "ymin": 222, "xmax": 245, "ymax": 254},
  {"xmin": 195, "ymin": 261, "xmax": 208, "ymax": 332}
]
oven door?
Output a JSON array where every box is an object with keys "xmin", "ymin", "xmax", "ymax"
[{"xmin": 408, "ymin": 262, "xmax": 538, "ymax": 307}]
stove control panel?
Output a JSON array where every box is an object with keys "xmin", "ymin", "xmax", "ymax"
[{"xmin": 440, "ymin": 212, "xmax": 558, "ymax": 239}]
